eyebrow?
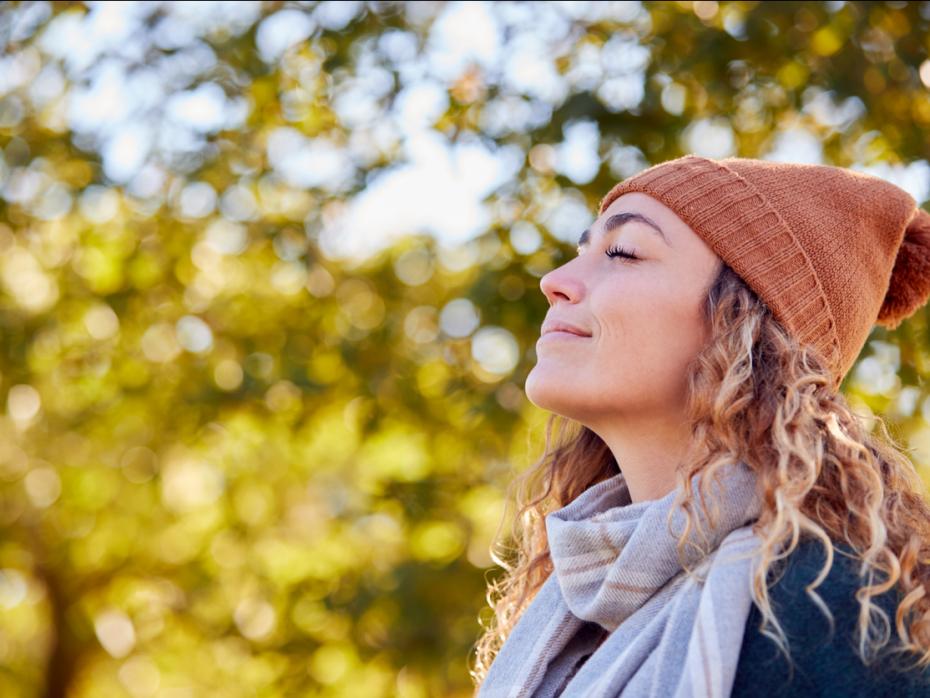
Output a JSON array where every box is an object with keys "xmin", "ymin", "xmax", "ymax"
[{"xmin": 576, "ymin": 212, "xmax": 670, "ymax": 251}]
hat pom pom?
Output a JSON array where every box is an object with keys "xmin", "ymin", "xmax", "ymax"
[{"xmin": 877, "ymin": 208, "xmax": 930, "ymax": 329}]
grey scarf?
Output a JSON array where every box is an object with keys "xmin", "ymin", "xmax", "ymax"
[{"xmin": 478, "ymin": 461, "xmax": 764, "ymax": 698}]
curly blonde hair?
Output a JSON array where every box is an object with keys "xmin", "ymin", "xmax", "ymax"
[{"xmin": 469, "ymin": 262, "xmax": 930, "ymax": 690}]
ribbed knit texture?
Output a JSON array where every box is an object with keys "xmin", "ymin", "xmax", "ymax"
[
  {"xmin": 598, "ymin": 154, "xmax": 930, "ymax": 390},
  {"xmin": 478, "ymin": 461, "xmax": 763, "ymax": 698}
]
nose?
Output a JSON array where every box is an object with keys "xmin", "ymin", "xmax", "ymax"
[{"xmin": 540, "ymin": 262, "xmax": 585, "ymax": 306}]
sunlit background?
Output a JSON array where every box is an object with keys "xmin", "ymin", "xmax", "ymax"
[{"xmin": 2, "ymin": 1, "xmax": 930, "ymax": 696}]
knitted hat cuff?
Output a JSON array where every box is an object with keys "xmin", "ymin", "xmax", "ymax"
[{"xmin": 598, "ymin": 155, "xmax": 842, "ymax": 375}]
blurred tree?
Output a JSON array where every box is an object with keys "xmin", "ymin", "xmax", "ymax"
[{"xmin": 0, "ymin": 1, "xmax": 928, "ymax": 696}]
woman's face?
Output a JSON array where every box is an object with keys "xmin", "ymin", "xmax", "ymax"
[{"xmin": 525, "ymin": 192, "xmax": 723, "ymax": 425}]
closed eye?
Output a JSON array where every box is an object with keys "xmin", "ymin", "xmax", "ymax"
[{"xmin": 605, "ymin": 244, "xmax": 640, "ymax": 262}]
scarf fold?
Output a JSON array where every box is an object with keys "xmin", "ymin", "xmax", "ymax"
[{"xmin": 478, "ymin": 461, "xmax": 765, "ymax": 698}]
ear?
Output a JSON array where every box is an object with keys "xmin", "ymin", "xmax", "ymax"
[{"xmin": 876, "ymin": 208, "xmax": 930, "ymax": 330}]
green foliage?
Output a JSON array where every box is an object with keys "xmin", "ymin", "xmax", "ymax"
[{"xmin": 0, "ymin": 1, "xmax": 929, "ymax": 696}]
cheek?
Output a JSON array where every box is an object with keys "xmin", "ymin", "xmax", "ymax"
[{"xmin": 596, "ymin": 287, "xmax": 707, "ymax": 376}]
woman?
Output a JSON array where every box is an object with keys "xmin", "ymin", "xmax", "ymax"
[{"xmin": 470, "ymin": 154, "xmax": 930, "ymax": 697}]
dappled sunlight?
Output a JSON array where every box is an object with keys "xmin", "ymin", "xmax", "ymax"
[{"xmin": 0, "ymin": 1, "xmax": 929, "ymax": 696}]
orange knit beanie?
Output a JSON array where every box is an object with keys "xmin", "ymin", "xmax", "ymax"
[{"xmin": 598, "ymin": 154, "xmax": 930, "ymax": 390}]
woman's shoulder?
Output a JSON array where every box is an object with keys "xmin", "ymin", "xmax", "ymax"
[{"xmin": 730, "ymin": 536, "xmax": 930, "ymax": 696}]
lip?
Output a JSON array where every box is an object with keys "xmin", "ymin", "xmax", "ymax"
[
  {"xmin": 538, "ymin": 330, "xmax": 590, "ymax": 342},
  {"xmin": 540, "ymin": 320, "xmax": 592, "ymax": 338}
]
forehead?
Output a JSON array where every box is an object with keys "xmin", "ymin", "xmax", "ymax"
[
  {"xmin": 577, "ymin": 212, "xmax": 668, "ymax": 248},
  {"xmin": 582, "ymin": 191, "xmax": 692, "ymax": 247}
]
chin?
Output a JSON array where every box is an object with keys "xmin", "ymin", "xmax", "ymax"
[{"xmin": 525, "ymin": 368, "xmax": 586, "ymax": 418}]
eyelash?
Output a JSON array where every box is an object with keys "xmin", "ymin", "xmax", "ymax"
[{"xmin": 605, "ymin": 244, "xmax": 640, "ymax": 262}]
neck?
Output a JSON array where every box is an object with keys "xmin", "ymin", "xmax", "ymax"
[{"xmin": 589, "ymin": 411, "xmax": 693, "ymax": 503}]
